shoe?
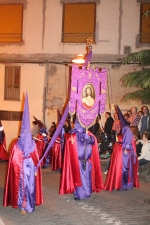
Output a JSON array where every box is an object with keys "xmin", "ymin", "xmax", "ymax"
[
  {"xmin": 74, "ymin": 197, "xmax": 80, "ymax": 200},
  {"xmin": 104, "ymin": 170, "xmax": 108, "ymax": 174}
]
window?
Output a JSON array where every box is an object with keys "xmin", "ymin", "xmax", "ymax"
[
  {"xmin": 0, "ymin": 110, "xmax": 23, "ymax": 121},
  {"xmin": 140, "ymin": 3, "xmax": 150, "ymax": 43},
  {"xmin": 0, "ymin": 4, "xmax": 23, "ymax": 43},
  {"xmin": 62, "ymin": 3, "xmax": 96, "ymax": 43},
  {"xmin": 4, "ymin": 66, "xmax": 21, "ymax": 101}
]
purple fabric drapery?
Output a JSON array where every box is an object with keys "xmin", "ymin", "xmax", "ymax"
[
  {"xmin": 83, "ymin": 50, "xmax": 92, "ymax": 67},
  {"xmin": 36, "ymin": 105, "xmax": 69, "ymax": 170}
]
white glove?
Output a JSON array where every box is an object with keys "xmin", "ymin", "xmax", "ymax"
[{"xmin": 0, "ymin": 126, "xmax": 4, "ymax": 131}]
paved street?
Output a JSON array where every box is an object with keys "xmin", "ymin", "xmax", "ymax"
[{"xmin": 0, "ymin": 161, "xmax": 150, "ymax": 225}]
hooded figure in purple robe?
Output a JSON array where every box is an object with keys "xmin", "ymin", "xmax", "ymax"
[
  {"xmin": 3, "ymin": 93, "xmax": 43, "ymax": 214},
  {"xmin": 60, "ymin": 118, "xmax": 104, "ymax": 199},
  {"xmin": 105, "ymin": 105, "xmax": 139, "ymax": 191}
]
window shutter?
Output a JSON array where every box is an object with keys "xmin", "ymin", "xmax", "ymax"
[
  {"xmin": 4, "ymin": 66, "xmax": 20, "ymax": 100},
  {"xmin": 62, "ymin": 3, "xmax": 96, "ymax": 43},
  {"xmin": 140, "ymin": 3, "xmax": 150, "ymax": 43},
  {"xmin": 0, "ymin": 4, "xmax": 23, "ymax": 43}
]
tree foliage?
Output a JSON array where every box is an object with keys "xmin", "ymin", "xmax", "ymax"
[
  {"xmin": 121, "ymin": 50, "xmax": 150, "ymax": 103},
  {"xmin": 122, "ymin": 69, "xmax": 150, "ymax": 89},
  {"xmin": 122, "ymin": 50, "xmax": 150, "ymax": 67},
  {"xmin": 121, "ymin": 89, "xmax": 150, "ymax": 103}
]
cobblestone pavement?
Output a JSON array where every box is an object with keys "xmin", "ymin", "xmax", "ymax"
[{"xmin": 0, "ymin": 161, "xmax": 150, "ymax": 225}]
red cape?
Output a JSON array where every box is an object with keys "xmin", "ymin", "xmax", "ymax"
[
  {"xmin": 50, "ymin": 137, "xmax": 62, "ymax": 171},
  {"xmin": 105, "ymin": 136, "xmax": 139, "ymax": 191},
  {"xmin": 0, "ymin": 137, "xmax": 8, "ymax": 161},
  {"xmin": 3, "ymin": 140, "xmax": 43, "ymax": 208},
  {"xmin": 36, "ymin": 134, "xmax": 47, "ymax": 166},
  {"xmin": 59, "ymin": 132, "xmax": 104, "ymax": 194},
  {"xmin": 36, "ymin": 134, "xmax": 47, "ymax": 158}
]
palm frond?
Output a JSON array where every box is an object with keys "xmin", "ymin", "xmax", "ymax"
[
  {"xmin": 121, "ymin": 89, "xmax": 150, "ymax": 103},
  {"xmin": 121, "ymin": 69, "xmax": 150, "ymax": 88},
  {"xmin": 122, "ymin": 50, "xmax": 150, "ymax": 66}
]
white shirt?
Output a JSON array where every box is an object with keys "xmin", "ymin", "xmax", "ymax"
[{"xmin": 138, "ymin": 140, "xmax": 150, "ymax": 161}]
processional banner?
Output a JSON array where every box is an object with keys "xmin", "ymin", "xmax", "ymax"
[{"xmin": 69, "ymin": 65, "xmax": 107, "ymax": 128}]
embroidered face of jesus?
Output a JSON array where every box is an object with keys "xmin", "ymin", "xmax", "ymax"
[{"xmin": 82, "ymin": 84, "xmax": 95, "ymax": 109}]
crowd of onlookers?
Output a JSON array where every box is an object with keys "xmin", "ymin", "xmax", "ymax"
[{"xmin": 88, "ymin": 106, "xmax": 150, "ymax": 170}]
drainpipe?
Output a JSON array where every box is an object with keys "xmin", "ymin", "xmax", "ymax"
[{"xmin": 43, "ymin": 63, "xmax": 49, "ymax": 124}]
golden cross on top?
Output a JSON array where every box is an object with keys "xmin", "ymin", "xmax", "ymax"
[{"xmin": 86, "ymin": 37, "xmax": 93, "ymax": 46}]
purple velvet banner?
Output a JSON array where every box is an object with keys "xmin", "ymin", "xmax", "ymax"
[{"xmin": 69, "ymin": 65, "xmax": 107, "ymax": 128}]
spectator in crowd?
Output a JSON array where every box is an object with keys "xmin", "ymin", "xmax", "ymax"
[
  {"xmin": 138, "ymin": 110, "xmax": 143, "ymax": 118},
  {"xmin": 63, "ymin": 118, "xmax": 71, "ymax": 134},
  {"xmin": 112, "ymin": 113, "xmax": 121, "ymax": 136},
  {"xmin": 124, "ymin": 113, "xmax": 130, "ymax": 125},
  {"xmin": 89, "ymin": 117, "xmax": 100, "ymax": 136},
  {"xmin": 99, "ymin": 112, "xmax": 114, "ymax": 157},
  {"xmin": 133, "ymin": 134, "xmax": 142, "ymax": 157},
  {"xmin": 138, "ymin": 106, "xmax": 150, "ymax": 138},
  {"xmin": 104, "ymin": 112, "xmax": 114, "ymax": 143},
  {"xmin": 137, "ymin": 131, "xmax": 150, "ymax": 166},
  {"xmin": 104, "ymin": 111, "xmax": 125, "ymax": 174},
  {"xmin": 31, "ymin": 120, "xmax": 39, "ymax": 138},
  {"xmin": 48, "ymin": 122, "xmax": 56, "ymax": 138},
  {"xmin": 128, "ymin": 106, "xmax": 141, "ymax": 137},
  {"xmin": 127, "ymin": 110, "xmax": 132, "ymax": 118}
]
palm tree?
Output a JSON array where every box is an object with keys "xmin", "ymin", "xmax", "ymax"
[
  {"xmin": 121, "ymin": 11, "xmax": 150, "ymax": 103},
  {"xmin": 121, "ymin": 50, "xmax": 150, "ymax": 103}
]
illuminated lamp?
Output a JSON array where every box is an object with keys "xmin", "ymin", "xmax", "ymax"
[{"xmin": 72, "ymin": 54, "xmax": 85, "ymax": 64}]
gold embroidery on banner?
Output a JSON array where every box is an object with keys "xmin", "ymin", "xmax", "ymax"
[
  {"xmin": 88, "ymin": 73, "xmax": 92, "ymax": 78},
  {"xmin": 72, "ymin": 87, "xmax": 76, "ymax": 91}
]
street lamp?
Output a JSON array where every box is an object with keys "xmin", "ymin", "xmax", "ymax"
[{"xmin": 72, "ymin": 54, "xmax": 85, "ymax": 64}]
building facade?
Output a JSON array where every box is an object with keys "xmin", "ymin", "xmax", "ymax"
[{"xmin": 0, "ymin": 0, "xmax": 150, "ymax": 147}]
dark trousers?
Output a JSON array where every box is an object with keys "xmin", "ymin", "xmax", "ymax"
[{"xmin": 139, "ymin": 159, "xmax": 150, "ymax": 166}]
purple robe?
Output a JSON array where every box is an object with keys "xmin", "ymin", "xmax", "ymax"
[
  {"xmin": 18, "ymin": 152, "xmax": 37, "ymax": 212},
  {"xmin": 74, "ymin": 138, "xmax": 93, "ymax": 199},
  {"xmin": 69, "ymin": 125, "xmax": 95, "ymax": 199}
]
